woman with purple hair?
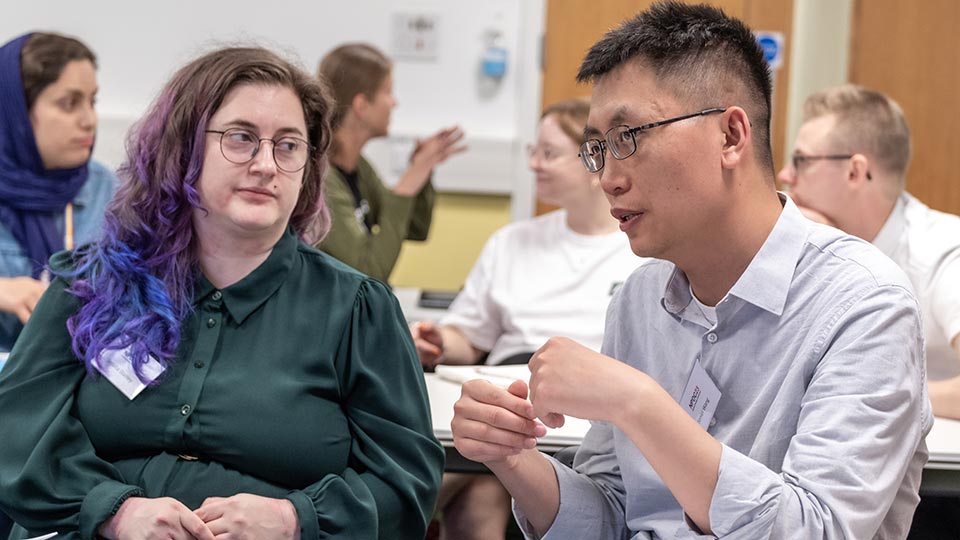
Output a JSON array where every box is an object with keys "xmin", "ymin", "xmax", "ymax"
[
  {"xmin": 0, "ymin": 46, "xmax": 442, "ymax": 540},
  {"xmin": 0, "ymin": 32, "xmax": 117, "ymax": 354}
]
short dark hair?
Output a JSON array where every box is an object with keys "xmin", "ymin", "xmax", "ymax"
[
  {"xmin": 20, "ymin": 32, "xmax": 97, "ymax": 110},
  {"xmin": 577, "ymin": 1, "xmax": 773, "ymax": 172}
]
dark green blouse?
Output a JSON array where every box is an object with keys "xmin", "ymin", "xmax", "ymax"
[{"xmin": 0, "ymin": 230, "xmax": 443, "ymax": 539}]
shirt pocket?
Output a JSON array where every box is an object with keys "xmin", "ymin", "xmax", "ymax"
[{"xmin": 0, "ymin": 234, "xmax": 32, "ymax": 277}]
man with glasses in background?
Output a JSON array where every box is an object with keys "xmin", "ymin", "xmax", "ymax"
[
  {"xmin": 779, "ymin": 84, "xmax": 960, "ymax": 424},
  {"xmin": 449, "ymin": 3, "xmax": 930, "ymax": 539}
]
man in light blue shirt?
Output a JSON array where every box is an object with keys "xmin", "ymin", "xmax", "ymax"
[{"xmin": 449, "ymin": 2, "xmax": 930, "ymax": 539}]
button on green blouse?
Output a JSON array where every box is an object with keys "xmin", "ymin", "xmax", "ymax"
[{"xmin": 0, "ymin": 230, "xmax": 443, "ymax": 539}]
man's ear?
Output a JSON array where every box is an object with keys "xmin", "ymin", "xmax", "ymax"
[
  {"xmin": 848, "ymin": 153, "xmax": 873, "ymax": 185},
  {"xmin": 720, "ymin": 106, "xmax": 751, "ymax": 170}
]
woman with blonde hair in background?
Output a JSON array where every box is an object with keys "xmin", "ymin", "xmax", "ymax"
[{"xmin": 412, "ymin": 98, "xmax": 643, "ymax": 540}]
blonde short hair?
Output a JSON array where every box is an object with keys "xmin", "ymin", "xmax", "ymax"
[
  {"xmin": 541, "ymin": 97, "xmax": 591, "ymax": 146},
  {"xmin": 803, "ymin": 84, "xmax": 911, "ymax": 182}
]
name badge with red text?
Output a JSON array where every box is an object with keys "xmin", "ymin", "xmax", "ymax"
[{"xmin": 680, "ymin": 359, "xmax": 722, "ymax": 431}]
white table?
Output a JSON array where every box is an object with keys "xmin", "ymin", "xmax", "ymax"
[
  {"xmin": 925, "ymin": 417, "xmax": 960, "ymax": 467},
  {"xmin": 393, "ymin": 287, "xmax": 451, "ymax": 324},
  {"xmin": 921, "ymin": 417, "xmax": 960, "ymax": 496},
  {"xmin": 425, "ymin": 367, "xmax": 960, "ymax": 494},
  {"xmin": 426, "ymin": 368, "xmax": 591, "ymax": 473},
  {"xmin": 427, "ymin": 370, "xmax": 590, "ymax": 453}
]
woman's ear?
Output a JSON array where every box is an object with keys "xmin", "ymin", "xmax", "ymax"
[{"xmin": 720, "ymin": 106, "xmax": 751, "ymax": 170}]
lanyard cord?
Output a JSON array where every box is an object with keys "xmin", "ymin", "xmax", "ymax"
[{"xmin": 64, "ymin": 202, "xmax": 74, "ymax": 250}]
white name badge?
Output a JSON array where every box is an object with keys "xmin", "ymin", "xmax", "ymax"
[
  {"xmin": 25, "ymin": 533, "xmax": 58, "ymax": 540},
  {"xmin": 95, "ymin": 347, "xmax": 166, "ymax": 400},
  {"xmin": 680, "ymin": 359, "xmax": 722, "ymax": 431}
]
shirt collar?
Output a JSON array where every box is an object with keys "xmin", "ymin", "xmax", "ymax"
[
  {"xmin": 872, "ymin": 193, "xmax": 907, "ymax": 258},
  {"xmin": 662, "ymin": 193, "xmax": 809, "ymax": 318},
  {"xmin": 194, "ymin": 228, "xmax": 298, "ymax": 324},
  {"xmin": 662, "ymin": 267, "xmax": 693, "ymax": 316},
  {"xmin": 72, "ymin": 180, "xmax": 92, "ymax": 209}
]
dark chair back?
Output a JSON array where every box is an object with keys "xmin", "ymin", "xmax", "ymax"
[{"xmin": 0, "ymin": 512, "xmax": 13, "ymax": 539}]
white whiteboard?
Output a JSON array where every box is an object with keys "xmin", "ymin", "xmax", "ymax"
[{"xmin": 1, "ymin": 0, "xmax": 545, "ymax": 214}]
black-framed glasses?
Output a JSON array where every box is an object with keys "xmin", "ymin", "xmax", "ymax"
[
  {"xmin": 206, "ymin": 128, "xmax": 311, "ymax": 173},
  {"xmin": 578, "ymin": 107, "xmax": 726, "ymax": 173},
  {"xmin": 790, "ymin": 154, "xmax": 872, "ymax": 180}
]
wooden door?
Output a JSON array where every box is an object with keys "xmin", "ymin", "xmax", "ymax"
[
  {"xmin": 539, "ymin": 0, "xmax": 794, "ymax": 214},
  {"xmin": 849, "ymin": 0, "xmax": 960, "ymax": 214}
]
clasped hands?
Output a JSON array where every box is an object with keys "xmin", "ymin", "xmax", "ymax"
[
  {"xmin": 451, "ymin": 336, "xmax": 645, "ymax": 466},
  {"xmin": 99, "ymin": 493, "xmax": 299, "ymax": 540}
]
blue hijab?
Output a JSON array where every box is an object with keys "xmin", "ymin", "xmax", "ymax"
[{"xmin": 0, "ymin": 33, "xmax": 90, "ymax": 278}]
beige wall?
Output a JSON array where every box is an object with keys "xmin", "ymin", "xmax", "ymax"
[
  {"xmin": 782, "ymin": 0, "xmax": 853, "ymax": 162},
  {"xmin": 390, "ymin": 193, "xmax": 513, "ymax": 290}
]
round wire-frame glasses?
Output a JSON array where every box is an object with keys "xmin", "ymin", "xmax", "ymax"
[{"xmin": 206, "ymin": 128, "xmax": 311, "ymax": 173}]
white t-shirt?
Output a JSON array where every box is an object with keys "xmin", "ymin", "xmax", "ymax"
[
  {"xmin": 873, "ymin": 192, "xmax": 960, "ymax": 380},
  {"xmin": 442, "ymin": 210, "xmax": 644, "ymax": 365}
]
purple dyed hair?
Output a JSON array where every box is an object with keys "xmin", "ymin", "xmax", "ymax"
[{"xmin": 65, "ymin": 47, "xmax": 334, "ymax": 379}]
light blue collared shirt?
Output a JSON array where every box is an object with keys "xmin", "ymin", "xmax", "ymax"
[
  {"xmin": 0, "ymin": 161, "xmax": 117, "ymax": 352},
  {"xmin": 516, "ymin": 195, "xmax": 931, "ymax": 539}
]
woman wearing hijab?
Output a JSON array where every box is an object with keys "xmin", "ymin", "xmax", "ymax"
[{"xmin": 0, "ymin": 32, "xmax": 116, "ymax": 352}]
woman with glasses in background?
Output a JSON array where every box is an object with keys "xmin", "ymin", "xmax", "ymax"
[
  {"xmin": 0, "ymin": 45, "xmax": 441, "ymax": 540},
  {"xmin": 314, "ymin": 43, "xmax": 466, "ymax": 282},
  {"xmin": 0, "ymin": 32, "xmax": 117, "ymax": 354},
  {"xmin": 411, "ymin": 98, "xmax": 643, "ymax": 540}
]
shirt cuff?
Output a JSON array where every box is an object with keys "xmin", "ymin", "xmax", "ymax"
[
  {"xmin": 382, "ymin": 188, "xmax": 418, "ymax": 207},
  {"xmin": 510, "ymin": 453, "xmax": 610, "ymax": 540},
  {"xmin": 286, "ymin": 490, "xmax": 320, "ymax": 540},
  {"xmin": 708, "ymin": 443, "xmax": 781, "ymax": 537},
  {"xmin": 79, "ymin": 480, "xmax": 143, "ymax": 539}
]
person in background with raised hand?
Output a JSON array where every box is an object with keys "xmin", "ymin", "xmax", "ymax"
[
  {"xmin": 0, "ymin": 45, "xmax": 441, "ymax": 540},
  {"xmin": 450, "ymin": 3, "xmax": 929, "ymax": 539},
  {"xmin": 315, "ymin": 43, "xmax": 466, "ymax": 282},
  {"xmin": 0, "ymin": 32, "xmax": 116, "ymax": 353},
  {"xmin": 412, "ymin": 98, "xmax": 642, "ymax": 540}
]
